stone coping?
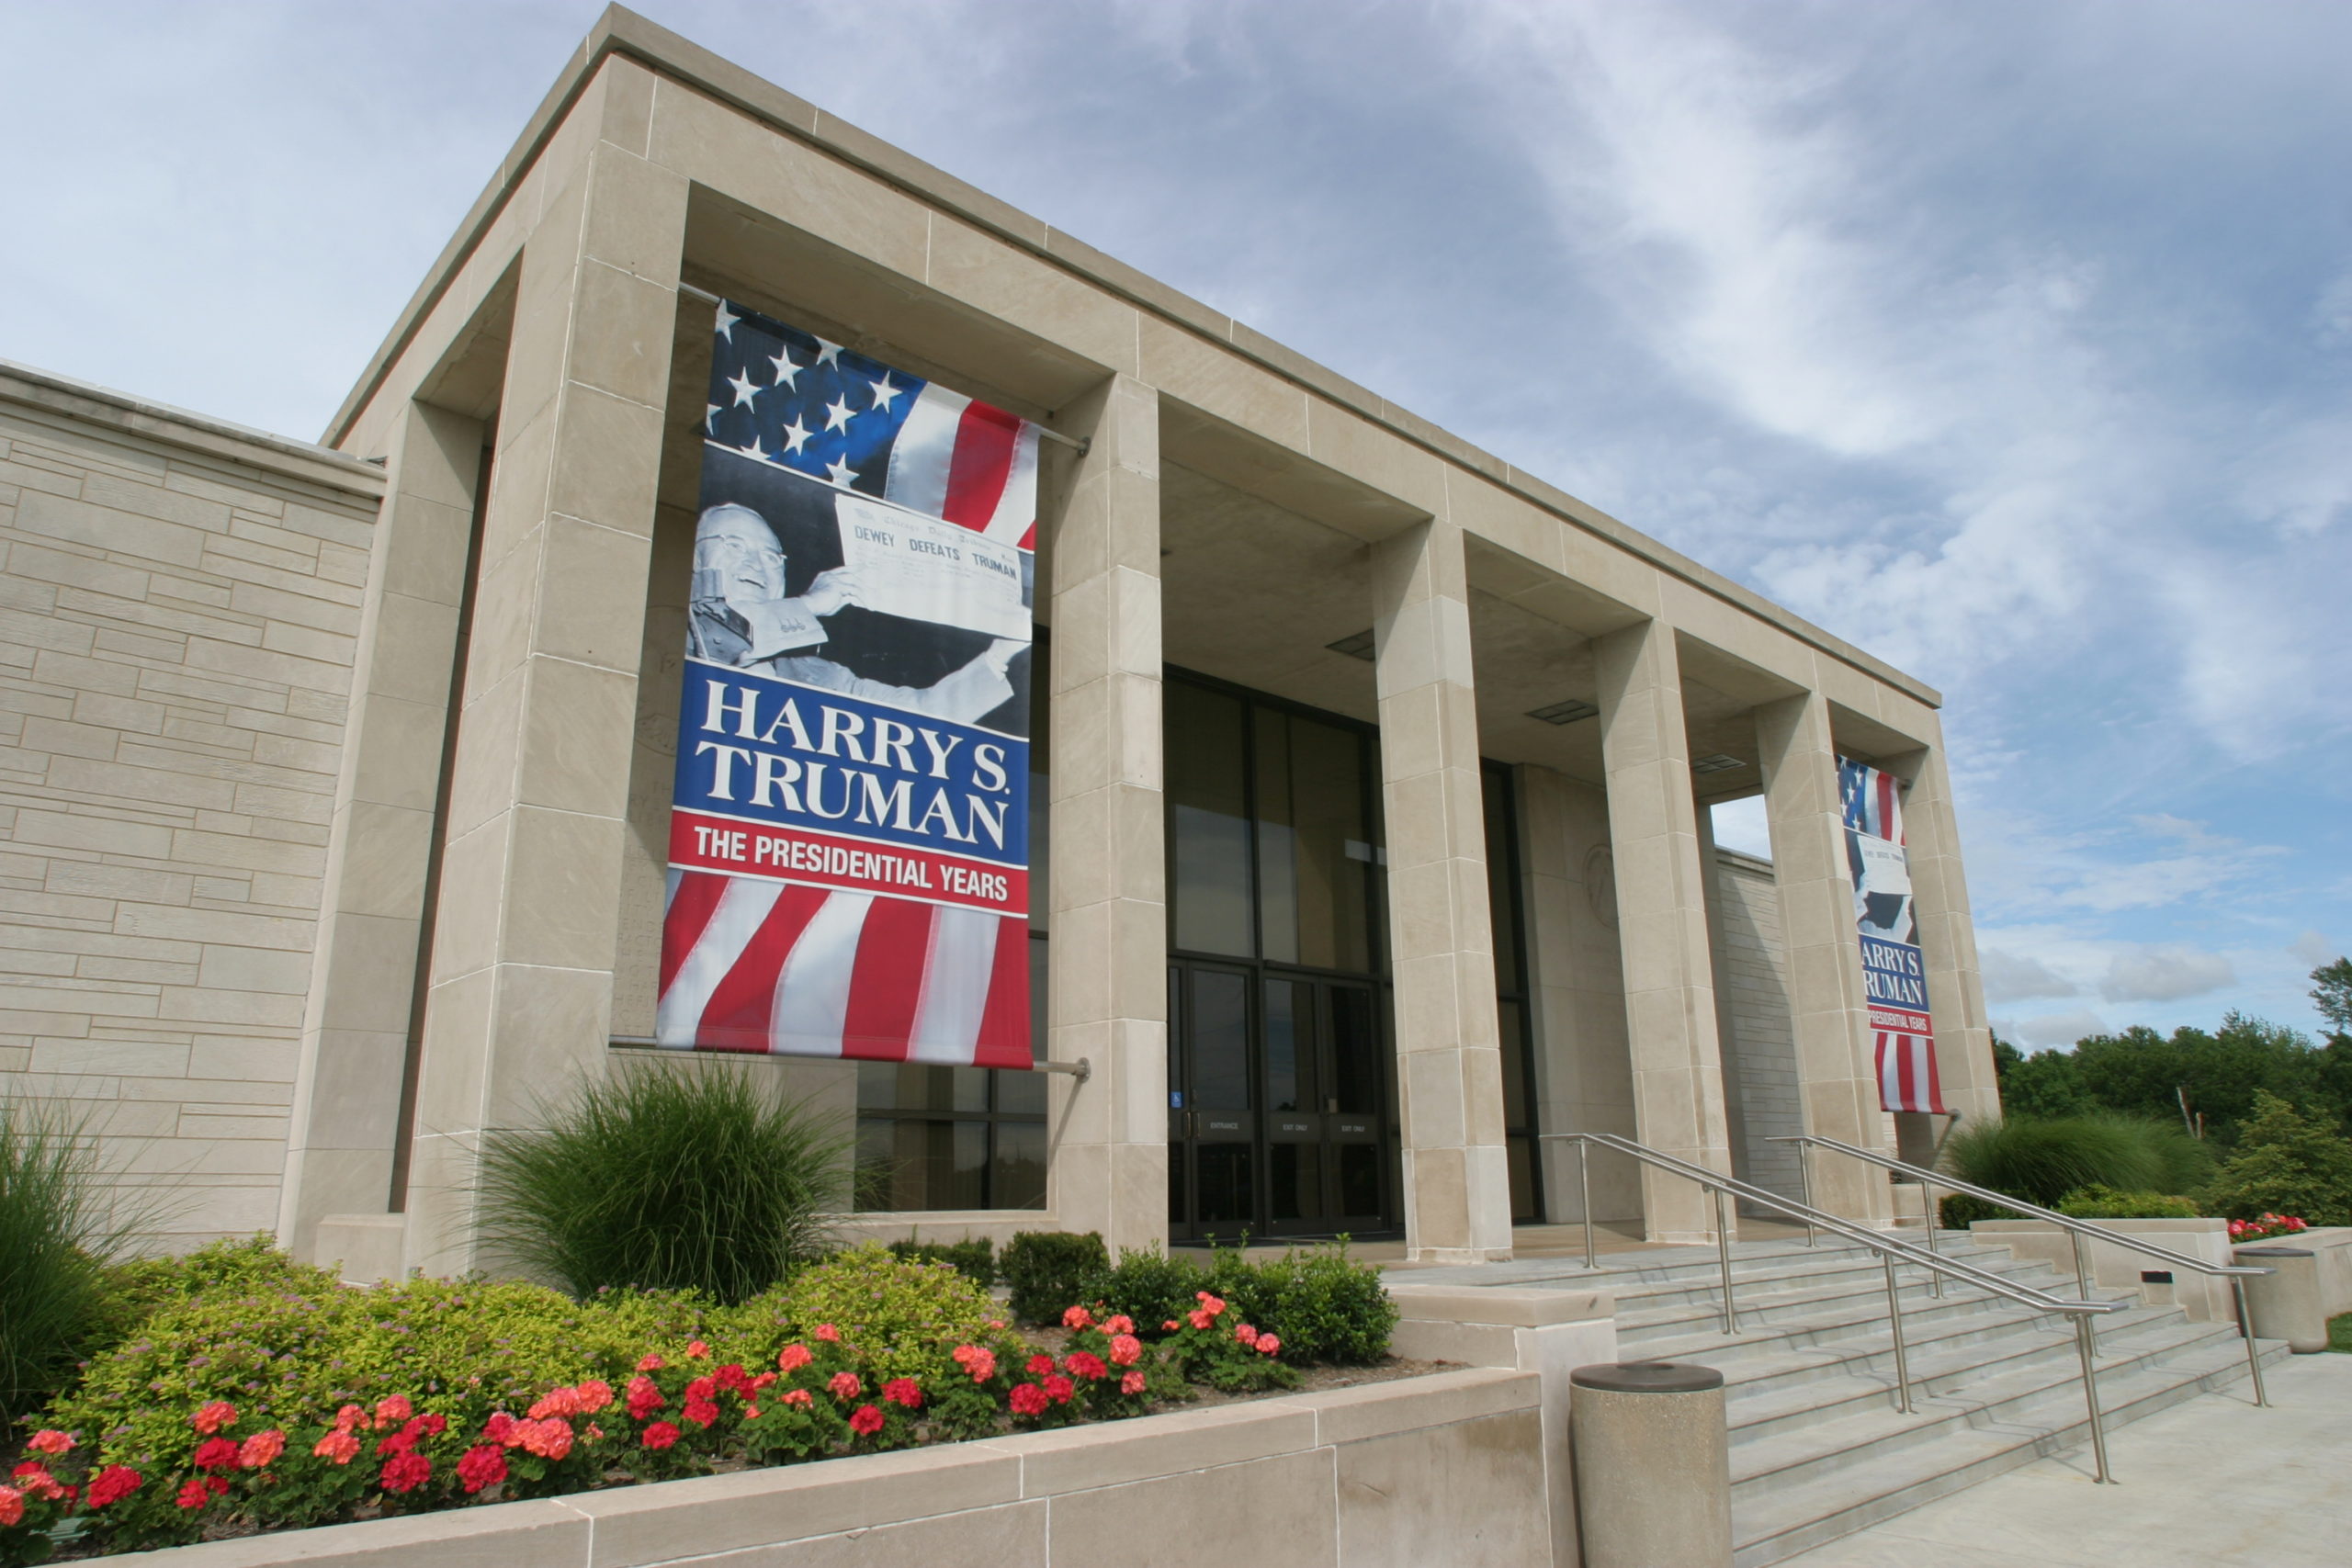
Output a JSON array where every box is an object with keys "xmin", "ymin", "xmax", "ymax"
[
  {"xmin": 1, "ymin": 358, "xmax": 386, "ymax": 499},
  {"xmin": 321, "ymin": 4, "xmax": 1937, "ymax": 709},
  {"xmin": 77, "ymin": 1366, "xmax": 1535, "ymax": 1568}
]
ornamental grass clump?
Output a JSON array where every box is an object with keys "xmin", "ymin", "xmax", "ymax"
[
  {"xmin": 477, "ymin": 1064, "xmax": 849, "ymax": 1303},
  {"xmin": 0, "ymin": 1100, "xmax": 137, "ymax": 1431},
  {"xmin": 1940, "ymin": 1113, "xmax": 2211, "ymax": 1211}
]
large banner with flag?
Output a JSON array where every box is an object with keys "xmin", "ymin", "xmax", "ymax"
[
  {"xmin": 654, "ymin": 299, "xmax": 1036, "ymax": 1069},
  {"xmin": 1839, "ymin": 758, "xmax": 1948, "ymax": 1115}
]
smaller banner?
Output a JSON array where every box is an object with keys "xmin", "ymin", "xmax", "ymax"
[{"xmin": 1839, "ymin": 758, "xmax": 1949, "ymax": 1115}]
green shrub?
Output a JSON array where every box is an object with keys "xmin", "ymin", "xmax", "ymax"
[
  {"xmin": 476, "ymin": 1064, "xmax": 849, "ymax": 1304},
  {"xmin": 1207, "ymin": 1242, "xmax": 1396, "ymax": 1365},
  {"xmin": 1940, "ymin": 1114, "xmax": 2210, "ymax": 1209},
  {"xmin": 769, "ymin": 1245, "xmax": 1001, "ymax": 1382},
  {"xmin": 2054, "ymin": 1185, "xmax": 2202, "ymax": 1220},
  {"xmin": 1000, "ymin": 1230, "xmax": 1108, "ymax": 1324},
  {"xmin": 2201, "ymin": 1090, "xmax": 2352, "ymax": 1225},
  {"xmin": 1, "ymin": 1098, "xmax": 134, "ymax": 1429},
  {"xmin": 1938, "ymin": 1191, "xmax": 2033, "ymax": 1228},
  {"xmin": 1083, "ymin": 1245, "xmax": 1205, "ymax": 1336},
  {"xmin": 886, "ymin": 1235, "xmax": 996, "ymax": 1287}
]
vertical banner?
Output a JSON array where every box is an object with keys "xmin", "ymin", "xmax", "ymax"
[
  {"xmin": 1838, "ymin": 758, "xmax": 1948, "ymax": 1114},
  {"xmin": 656, "ymin": 299, "xmax": 1037, "ymax": 1069}
]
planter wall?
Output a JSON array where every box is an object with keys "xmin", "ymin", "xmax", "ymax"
[
  {"xmin": 82, "ymin": 1370, "xmax": 1551, "ymax": 1568},
  {"xmin": 2233, "ymin": 1225, "xmax": 2352, "ymax": 1339},
  {"xmin": 1970, "ymin": 1218, "xmax": 2235, "ymax": 1322}
]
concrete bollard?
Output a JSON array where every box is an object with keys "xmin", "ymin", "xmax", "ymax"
[
  {"xmin": 1570, "ymin": 1360, "xmax": 1732, "ymax": 1568},
  {"xmin": 2235, "ymin": 1247, "xmax": 2329, "ymax": 1352}
]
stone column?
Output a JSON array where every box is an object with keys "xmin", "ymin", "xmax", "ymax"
[
  {"xmin": 400, "ymin": 132, "xmax": 689, "ymax": 1275},
  {"xmin": 1373, "ymin": 519, "xmax": 1512, "ymax": 1264},
  {"xmin": 1593, "ymin": 620, "xmax": 1734, "ymax": 1243},
  {"xmin": 1892, "ymin": 740, "xmax": 2000, "ymax": 1124},
  {"xmin": 1042, "ymin": 373, "xmax": 1168, "ymax": 1256},
  {"xmin": 277, "ymin": 400, "xmax": 483, "ymax": 1262},
  {"xmin": 1753, "ymin": 691, "xmax": 1892, "ymax": 1225}
]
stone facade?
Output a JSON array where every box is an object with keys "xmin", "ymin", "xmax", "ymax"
[{"xmin": 0, "ymin": 363, "xmax": 384, "ymax": 1246}]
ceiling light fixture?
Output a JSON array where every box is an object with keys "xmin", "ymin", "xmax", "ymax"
[
  {"xmin": 1526, "ymin": 698, "xmax": 1600, "ymax": 726},
  {"xmin": 1326, "ymin": 629, "xmax": 1376, "ymax": 660},
  {"xmin": 1690, "ymin": 753, "xmax": 1746, "ymax": 774}
]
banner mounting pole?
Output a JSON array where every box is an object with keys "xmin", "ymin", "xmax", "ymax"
[{"xmin": 613, "ymin": 1035, "xmax": 1089, "ymax": 1085}]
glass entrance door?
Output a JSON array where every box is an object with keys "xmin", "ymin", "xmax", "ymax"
[{"xmin": 1170, "ymin": 962, "xmax": 1392, "ymax": 1241}]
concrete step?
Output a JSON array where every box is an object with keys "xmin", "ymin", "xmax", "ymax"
[
  {"xmin": 1611, "ymin": 1255, "xmax": 2078, "ymax": 1338},
  {"xmin": 1730, "ymin": 1334, "xmax": 2288, "ymax": 1567}
]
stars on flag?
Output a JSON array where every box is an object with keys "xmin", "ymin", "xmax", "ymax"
[{"xmin": 703, "ymin": 302, "xmax": 937, "ymax": 498}]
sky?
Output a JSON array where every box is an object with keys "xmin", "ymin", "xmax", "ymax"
[{"xmin": 1, "ymin": 0, "xmax": 2346, "ymax": 1050}]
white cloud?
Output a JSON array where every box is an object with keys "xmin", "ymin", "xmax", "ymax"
[
  {"xmin": 1708, "ymin": 796, "xmax": 1773, "ymax": 859},
  {"xmin": 2100, "ymin": 946, "xmax": 2238, "ymax": 1005},
  {"xmin": 2292, "ymin": 930, "xmax": 2341, "ymax": 968},
  {"xmin": 1979, "ymin": 950, "xmax": 2078, "ymax": 1005},
  {"xmin": 2005, "ymin": 1009, "xmax": 2109, "ymax": 1049}
]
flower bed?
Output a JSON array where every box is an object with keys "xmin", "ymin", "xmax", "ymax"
[
  {"xmin": 2227, "ymin": 1213, "xmax": 2310, "ymax": 1244},
  {"xmin": 0, "ymin": 1241, "xmax": 1395, "ymax": 1564}
]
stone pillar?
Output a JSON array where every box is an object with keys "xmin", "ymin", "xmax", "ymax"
[
  {"xmin": 1042, "ymin": 373, "xmax": 1168, "ymax": 1256},
  {"xmin": 1694, "ymin": 807, "xmax": 1753, "ymax": 1187},
  {"xmin": 277, "ymin": 400, "xmax": 483, "ymax": 1262},
  {"xmin": 1373, "ymin": 519, "xmax": 1512, "ymax": 1264},
  {"xmin": 1893, "ymin": 741, "xmax": 2000, "ymax": 1124},
  {"xmin": 1753, "ymin": 691, "xmax": 1893, "ymax": 1225},
  {"xmin": 400, "ymin": 131, "xmax": 689, "ymax": 1275},
  {"xmin": 1593, "ymin": 620, "xmax": 1734, "ymax": 1243}
]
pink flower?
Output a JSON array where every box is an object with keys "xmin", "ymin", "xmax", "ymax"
[
  {"xmin": 175, "ymin": 1478, "xmax": 212, "ymax": 1511},
  {"xmin": 829, "ymin": 1371, "xmax": 863, "ymax": 1402},
  {"xmin": 1109, "ymin": 1334, "xmax": 1143, "ymax": 1368},
  {"xmin": 882, "ymin": 1378, "xmax": 922, "ymax": 1409},
  {"xmin": 686, "ymin": 1340, "xmax": 712, "ymax": 1359},
  {"xmin": 1235, "ymin": 1323, "xmax": 1260, "ymax": 1348},
  {"xmin": 988, "ymin": 1319, "xmax": 1006, "ymax": 1331},
  {"xmin": 332, "ymin": 1404, "xmax": 367, "ymax": 1434},
  {"xmin": 1186, "ymin": 1308, "xmax": 1215, "ymax": 1330},
  {"xmin": 238, "ymin": 1429, "xmax": 286, "ymax": 1470},
  {"xmin": 683, "ymin": 1400, "xmax": 720, "ymax": 1428},
  {"xmin": 1163, "ymin": 1319, "xmax": 1182, "ymax": 1332},
  {"xmin": 11, "ymin": 1465, "xmax": 63, "ymax": 1502},
  {"xmin": 1103, "ymin": 1314, "xmax": 1135, "ymax": 1336},
  {"xmin": 457, "ymin": 1445, "xmax": 506, "ymax": 1495},
  {"xmin": 752, "ymin": 1371, "xmax": 777, "ymax": 1392},
  {"xmin": 26, "ymin": 1431, "xmax": 73, "ymax": 1457},
  {"xmin": 952, "ymin": 1344, "xmax": 996, "ymax": 1383},
  {"xmin": 312, "ymin": 1431, "xmax": 361, "ymax": 1465},
  {"xmin": 1044, "ymin": 1374, "xmax": 1076, "ymax": 1405},
  {"xmin": 848, "ymin": 1404, "xmax": 885, "ymax": 1437},
  {"xmin": 1062, "ymin": 1305, "xmax": 1094, "ymax": 1329},
  {"xmin": 637, "ymin": 1353, "xmax": 666, "ymax": 1371},
  {"xmin": 1196, "ymin": 1292, "xmax": 1227, "ymax": 1314},
  {"xmin": 626, "ymin": 1376, "xmax": 666, "ymax": 1420},
  {"xmin": 1065, "ymin": 1351, "xmax": 1108, "ymax": 1381},
  {"xmin": 778, "ymin": 1344, "xmax": 814, "ymax": 1373},
  {"xmin": 379, "ymin": 1451, "xmax": 431, "ymax": 1495},
  {"xmin": 192, "ymin": 1438, "xmax": 240, "ymax": 1472},
  {"xmin": 575, "ymin": 1380, "xmax": 615, "ymax": 1412},
  {"xmin": 1257, "ymin": 1335, "xmax": 1281, "ymax": 1356},
  {"xmin": 1120, "ymin": 1371, "xmax": 1148, "ymax": 1396},
  {"xmin": 0, "ymin": 1488, "xmax": 22, "ymax": 1528},
  {"xmin": 1009, "ymin": 1382, "xmax": 1049, "ymax": 1417},
  {"xmin": 192, "ymin": 1401, "xmax": 238, "ymax": 1436},
  {"xmin": 782, "ymin": 1389, "xmax": 813, "ymax": 1408},
  {"xmin": 814, "ymin": 1324, "xmax": 842, "ymax": 1343},
  {"xmin": 519, "ymin": 1418, "xmax": 574, "ymax": 1461},
  {"xmin": 640, "ymin": 1421, "xmax": 681, "ymax": 1450},
  {"xmin": 86, "ymin": 1466, "xmax": 143, "ymax": 1508},
  {"xmin": 373, "ymin": 1395, "xmax": 413, "ymax": 1430}
]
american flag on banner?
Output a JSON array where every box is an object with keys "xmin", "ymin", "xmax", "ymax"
[
  {"xmin": 654, "ymin": 299, "xmax": 1037, "ymax": 1071},
  {"xmin": 1839, "ymin": 758, "xmax": 1948, "ymax": 1116}
]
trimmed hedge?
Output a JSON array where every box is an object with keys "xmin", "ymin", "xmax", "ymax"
[{"xmin": 1000, "ymin": 1231, "xmax": 1108, "ymax": 1324}]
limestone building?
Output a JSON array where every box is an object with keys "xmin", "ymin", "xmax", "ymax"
[{"xmin": 0, "ymin": 6, "xmax": 1997, "ymax": 1272}]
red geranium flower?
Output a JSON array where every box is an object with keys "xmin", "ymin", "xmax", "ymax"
[
  {"xmin": 881, "ymin": 1378, "xmax": 922, "ymax": 1409},
  {"xmin": 1043, "ymin": 1374, "xmax": 1075, "ymax": 1405},
  {"xmin": 684, "ymin": 1375, "xmax": 718, "ymax": 1404},
  {"xmin": 27, "ymin": 1431, "xmax": 74, "ymax": 1457},
  {"xmin": 86, "ymin": 1467, "xmax": 143, "ymax": 1508},
  {"xmin": 1062, "ymin": 1305, "xmax": 1094, "ymax": 1329},
  {"xmin": 0, "ymin": 1489, "xmax": 23, "ymax": 1529},
  {"xmin": 814, "ymin": 1324, "xmax": 842, "ymax": 1343},
  {"xmin": 637, "ymin": 1353, "xmax": 666, "ymax": 1371},
  {"xmin": 685, "ymin": 1340, "xmax": 712, "ymax": 1359},
  {"xmin": 373, "ymin": 1395, "xmax": 413, "ymax": 1430},
  {"xmin": 1121, "ymin": 1371, "xmax": 1148, "ymax": 1396},
  {"xmin": 239, "ymin": 1429, "xmax": 287, "ymax": 1470},
  {"xmin": 1025, "ymin": 1354, "xmax": 1055, "ymax": 1378},
  {"xmin": 456, "ymin": 1445, "xmax": 506, "ymax": 1495},
  {"xmin": 1009, "ymin": 1383, "xmax": 1048, "ymax": 1416},
  {"xmin": 848, "ymin": 1404, "xmax": 885, "ymax": 1437},
  {"xmin": 829, "ymin": 1371, "xmax": 863, "ymax": 1402},
  {"xmin": 626, "ymin": 1376, "xmax": 666, "ymax": 1420},
  {"xmin": 312, "ymin": 1431, "xmax": 361, "ymax": 1465},
  {"xmin": 1109, "ymin": 1334, "xmax": 1143, "ymax": 1368},
  {"xmin": 1065, "ymin": 1352, "xmax": 1108, "ymax": 1381},
  {"xmin": 683, "ymin": 1399, "xmax": 720, "ymax": 1428},
  {"xmin": 778, "ymin": 1344, "xmax": 814, "ymax": 1373},
  {"xmin": 640, "ymin": 1421, "xmax": 681, "ymax": 1450},
  {"xmin": 175, "ymin": 1479, "xmax": 212, "ymax": 1511},
  {"xmin": 379, "ymin": 1451, "xmax": 431, "ymax": 1495},
  {"xmin": 191, "ymin": 1438, "xmax": 240, "ymax": 1472}
]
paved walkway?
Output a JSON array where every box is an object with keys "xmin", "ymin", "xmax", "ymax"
[{"xmin": 1783, "ymin": 1351, "xmax": 2352, "ymax": 1565}]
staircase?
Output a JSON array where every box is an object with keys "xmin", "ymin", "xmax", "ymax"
[{"xmin": 1577, "ymin": 1231, "xmax": 2289, "ymax": 1565}]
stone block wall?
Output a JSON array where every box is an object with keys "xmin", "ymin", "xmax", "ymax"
[
  {"xmin": 1712, "ymin": 846, "xmax": 1805, "ymax": 1201},
  {"xmin": 0, "ymin": 367, "xmax": 382, "ymax": 1247}
]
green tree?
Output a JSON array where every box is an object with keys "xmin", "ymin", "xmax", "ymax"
[
  {"xmin": 2311, "ymin": 956, "xmax": 2352, "ymax": 1037},
  {"xmin": 1992, "ymin": 1035, "xmax": 2091, "ymax": 1118},
  {"xmin": 2200, "ymin": 1089, "xmax": 2352, "ymax": 1225},
  {"xmin": 2067, "ymin": 1013, "xmax": 2321, "ymax": 1145}
]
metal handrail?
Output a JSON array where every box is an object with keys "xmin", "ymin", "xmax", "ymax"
[
  {"xmin": 1767, "ymin": 1132, "xmax": 2272, "ymax": 1411},
  {"xmin": 1542, "ymin": 1130, "xmax": 2124, "ymax": 1482}
]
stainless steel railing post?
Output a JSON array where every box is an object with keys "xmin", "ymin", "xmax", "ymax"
[
  {"xmin": 1883, "ymin": 1254, "xmax": 1915, "ymax": 1414},
  {"xmin": 2232, "ymin": 1276, "xmax": 2270, "ymax": 1408},
  {"xmin": 2075, "ymin": 1315, "xmax": 2113, "ymax": 1483},
  {"xmin": 1714, "ymin": 1187, "xmax": 1739, "ymax": 1335},
  {"xmin": 1578, "ymin": 1138, "xmax": 1596, "ymax": 1271},
  {"xmin": 2070, "ymin": 1230, "xmax": 2099, "ymax": 1357},
  {"xmin": 1795, "ymin": 1140, "xmax": 1817, "ymax": 1247},
  {"xmin": 1920, "ymin": 1179, "xmax": 1944, "ymax": 1297}
]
